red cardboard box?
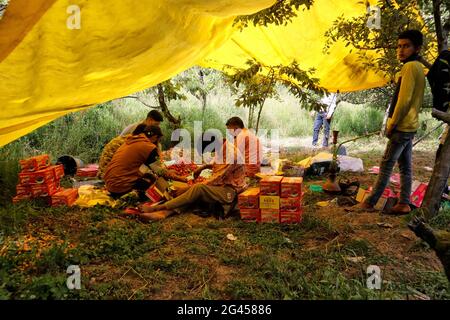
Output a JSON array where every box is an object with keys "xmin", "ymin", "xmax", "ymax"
[
  {"xmin": 30, "ymin": 181, "xmax": 59, "ymax": 197},
  {"xmin": 281, "ymin": 177, "xmax": 303, "ymax": 198},
  {"xmin": 280, "ymin": 209, "xmax": 303, "ymax": 224},
  {"xmin": 51, "ymin": 188, "xmax": 78, "ymax": 206},
  {"xmin": 280, "ymin": 197, "xmax": 301, "ymax": 212},
  {"xmin": 19, "ymin": 154, "xmax": 50, "ymax": 172},
  {"xmin": 50, "ymin": 164, "xmax": 65, "ymax": 180},
  {"xmin": 260, "ymin": 208, "xmax": 279, "ymax": 223},
  {"xmin": 411, "ymin": 183, "xmax": 428, "ymax": 208},
  {"xmin": 12, "ymin": 194, "xmax": 32, "ymax": 203},
  {"xmin": 260, "ymin": 176, "xmax": 283, "ymax": 196},
  {"xmin": 238, "ymin": 188, "xmax": 260, "ymax": 209},
  {"xmin": 145, "ymin": 184, "xmax": 164, "ymax": 203},
  {"xmin": 76, "ymin": 164, "xmax": 99, "ymax": 177},
  {"xmin": 16, "ymin": 184, "xmax": 32, "ymax": 196},
  {"xmin": 239, "ymin": 208, "xmax": 260, "ymax": 222},
  {"xmin": 18, "ymin": 167, "xmax": 55, "ymax": 185}
]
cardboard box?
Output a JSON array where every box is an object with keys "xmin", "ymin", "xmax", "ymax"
[
  {"xmin": 30, "ymin": 180, "xmax": 60, "ymax": 197},
  {"xmin": 356, "ymin": 187, "xmax": 371, "ymax": 203},
  {"xmin": 238, "ymin": 187, "xmax": 260, "ymax": 209},
  {"xmin": 280, "ymin": 209, "xmax": 303, "ymax": 224},
  {"xmin": 13, "ymin": 194, "xmax": 32, "ymax": 203},
  {"xmin": 76, "ymin": 164, "xmax": 99, "ymax": 177},
  {"xmin": 374, "ymin": 196, "xmax": 397, "ymax": 212},
  {"xmin": 50, "ymin": 164, "xmax": 65, "ymax": 180},
  {"xmin": 239, "ymin": 208, "xmax": 260, "ymax": 222},
  {"xmin": 145, "ymin": 177, "xmax": 170, "ymax": 203},
  {"xmin": 19, "ymin": 154, "xmax": 50, "ymax": 172},
  {"xmin": 281, "ymin": 177, "xmax": 303, "ymax": 198},
  {"xmin": 259, "ymin": 195, "xmax": 280, "ymax": 209},
  {"xmin": 145, "ymin": 185, "xmax": 164, "ymax": 203},
  {"xmin": 411, "ymin": 183, "xmax": 428, "ymax": 208},
  {"xmin": 16, "ymin": 184, "xmax": 32, "ymax": 196},
  {"xmin": 280, "ymin": 197, "xmax": 301, "ymax": 212},
  {"xmin": 260, "ymin": 209, "xmax": 279, "ymax": 223},
  {"xmin": 18, "ymin": 167, "xmax": 55, "ymax": 185},
  {"xmin": 51, "ymin": 188, "xmax": 78, "ymax": 206},
  {"xmin": 260, "ymin": 176, "xmax": 283, "ymax": 196}
]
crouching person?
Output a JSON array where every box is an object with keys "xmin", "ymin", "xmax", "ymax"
[
  {"xmin": 98, "ymin": 124, "xmax": 148, "ymax": 179},
  {"xmin": 140, "ymin": 147, "xmax": 247, "ymax": 221},
  {"xmin": 104, "ymin": 125, "xmax": 164, "ymax": 199}
]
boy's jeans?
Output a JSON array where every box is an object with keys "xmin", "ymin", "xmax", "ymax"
[{"xmin": 365, "ymin": 130, "xmax": 415, "ymax": 206}]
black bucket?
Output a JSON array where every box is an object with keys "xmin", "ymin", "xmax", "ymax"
[{"xmin": 56, "ymin": 155, "xmax": 84, "ymax": 176}]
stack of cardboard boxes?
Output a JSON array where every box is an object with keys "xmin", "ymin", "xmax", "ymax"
[
  {"xmin": 280, "ymin": 177, "xmax": 303, "ymax": 223},
  {"xmin": 13, "ymin": 154, "xmax": 78, "ymax": 206},
  {"xmin": 260, "ymin": 176, "xmax": 283, "ymax": 223},
  {"xmin": 238, "ymin": 176, "xmax": 303, "ymax": 223},
  {"xmin": 237, "ymin": 188, "xmax": 260, "ymax": 222}
]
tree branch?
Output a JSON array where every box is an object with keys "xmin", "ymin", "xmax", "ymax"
[
  {"xmin": 122, "ymin": 95, "xmax": 159, "ymax": 109},
  {"xmin": 432, "ymin": 108, "xmax": 450, "ymax": 124},
  {"xmin": 432, "ymin": 0, "xmax": 445, "ymax": 52}
]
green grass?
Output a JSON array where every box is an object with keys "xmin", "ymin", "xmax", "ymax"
[{"xmin": 0, "ymin": 201, "xmax": 448, "ymax": 300}]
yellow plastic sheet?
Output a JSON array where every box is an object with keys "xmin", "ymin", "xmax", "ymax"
[
  {"xmin": 201, "ymin": 0, "xmax": 387, "ymax": 91},
  {"xmin": 0, "ymin": 0, "xmax": 389, "ymax": 147},
  {"xmin": 74, "ymin": 185, "xmax": 117, "ymax": 208}
]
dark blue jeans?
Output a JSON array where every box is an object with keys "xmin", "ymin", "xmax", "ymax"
[
  {"xmin": 365, "ymin": 130, "xmax": 415, "ymax": 206},
  {"xmin": 312, "ymin": 112, "xmax": 330, "ymax": 147}
]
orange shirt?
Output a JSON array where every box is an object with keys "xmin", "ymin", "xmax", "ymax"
[
  {"xmin": 235, "ymin": 128, "xmax": 262, "ymax": 177},
  {"xmin": 104, "ymin": 134, "xmax": 157, "ymax": 193}
]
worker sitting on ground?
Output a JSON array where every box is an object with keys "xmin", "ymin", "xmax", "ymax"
[
  {"xmin": 97, "ymin": 124, "xmax": 147, "ymax": 179},
  {"xmin": 139, "ymin": 140, "xmax": 247, "ymax": 221},
  {"xmin": 99, "ymin": 124, "xmax": 184, "ymax": 183},
  {"xmin": 104, "ymin": 125, "xmax": 185, "ymax": 199}
]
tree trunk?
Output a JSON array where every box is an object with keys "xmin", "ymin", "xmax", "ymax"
[
  {"xmin": 380, "ymin": 101, "xmax": 390, "ymax": 138},
  {"xmin": 255, "ymin": 101, "xmax": 265, "ymax": 134},
  {"xmin": 248, "ymin": 106, "xmax": 254, "ymax": 129},
  {"xmin": 157, "ymin": 84, "xmax": 181, "ymax": 128},
  {"xmin": 423, "ymin": 109, "xmax": 450, "ymax": 219},
  {"xmin": 201, "ymin": 93, "xmax": 207, "ymax": 120},
  {"xmin": 198, "ymin": 70, "xmax": 207, "ymax": 120},
  {"xmin": 432, "ymin": 0, "xmax": 447, "ymax": 52}
]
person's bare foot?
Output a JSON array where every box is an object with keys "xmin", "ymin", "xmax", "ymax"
[
  {"xmin": 139, "ymin": 210, "xmax": 174, "ymax": 222},
  {"xmin": 140, "ymin": 203, "xmax": 165, "ymax": 213}
]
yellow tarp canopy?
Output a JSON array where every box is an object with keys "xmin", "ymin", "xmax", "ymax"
[
  {"xmin": 0, "ymin": 0, "xmax": 388, "ymax": 147},
  {"xmin": 201, "ymin": 0, "xmax": 387, "ymax": 92}
]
